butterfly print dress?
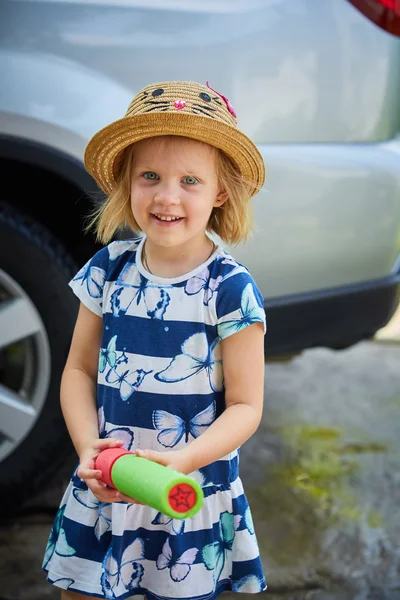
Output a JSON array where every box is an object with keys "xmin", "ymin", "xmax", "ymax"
[{"xmin": 43, "ymin": 236, "xmax": 267, "ymax": 600}]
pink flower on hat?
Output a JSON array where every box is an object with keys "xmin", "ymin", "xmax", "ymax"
[{"xmin": 206, "ymin": 82, "xmax": 237, "ymax": 118}]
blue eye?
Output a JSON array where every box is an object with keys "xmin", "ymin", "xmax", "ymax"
[
  {"xmin": 182, "ymin": 175, "xmax": 198, "ymax": 185},
  {"xmin": 143, "ymin": 172, "xmax": 159, "ymax": 180}
]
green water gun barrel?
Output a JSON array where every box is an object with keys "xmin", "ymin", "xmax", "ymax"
[{"xmin": 94, "ymin": 448, "xmax": 204, "ymax": 519}]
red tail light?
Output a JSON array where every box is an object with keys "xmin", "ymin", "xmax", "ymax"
[{"xmin": 347, "ymin": 0, "xmax": 400, "ymax": 36}]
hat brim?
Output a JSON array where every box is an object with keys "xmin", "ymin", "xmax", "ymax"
[{"xmin": 84, "ymin": 113, "xmax": 265, "ymax": 197}]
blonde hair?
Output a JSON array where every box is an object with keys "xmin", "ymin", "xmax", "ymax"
[{"xmin": 86, "ymin": 136, "xmax": 254, "ymax": 245}]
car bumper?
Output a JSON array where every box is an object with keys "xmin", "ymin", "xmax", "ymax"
[{"xmin": 264, "ymin": 262, "xmax": 400, "ymax": 357}]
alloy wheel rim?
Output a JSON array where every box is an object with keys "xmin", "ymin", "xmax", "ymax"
[{"xmin": 0, "ymin": 269, "xmax": 51, "ymax": 462}]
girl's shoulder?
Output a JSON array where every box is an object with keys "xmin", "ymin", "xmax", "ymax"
[
  {"xmin": 211, "ymin": 246, "xmax": 253, "ymax": 286},
  {"xmin": 83, "ymin": 237, "xmax": 142, "ymax": 274},
  {"xmin": 68, "ymin": 237, "xmax": 142, "ymax": 316},
  {"xmin": 211, "ymin": 247, "xmax": 266, "ymax": 338},
  {"xmin": 69, "ymin": 236, "xmax": 141, "ymax": 290},
  {"xmin": 104, "ymin": 236, "xmax": 142, "ymax": 261}
]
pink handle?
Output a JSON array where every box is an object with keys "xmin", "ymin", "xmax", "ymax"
[{"xmin": 94, "ymin": 447, "xmax": 131, "ymax": 487}]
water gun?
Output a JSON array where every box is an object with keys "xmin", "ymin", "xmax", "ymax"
[{"xmin": 94, "ymin": 447, "xmax": 204, "ymax": 519}]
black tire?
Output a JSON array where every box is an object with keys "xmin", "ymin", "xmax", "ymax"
[{"xmin": 0, "ymin": 203, "xmax": 79, "ymax": 515}]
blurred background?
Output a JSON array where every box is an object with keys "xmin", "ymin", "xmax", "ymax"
[{"xmin": 0, "ymin": 1, "xmax": 399, "ymax": 599}]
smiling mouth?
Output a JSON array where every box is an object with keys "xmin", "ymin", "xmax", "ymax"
[{"xmin": 152, "ymin": 214, "xmax": 184, "ymax": 222}]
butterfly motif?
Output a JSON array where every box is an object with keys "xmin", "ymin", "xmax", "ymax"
[
  {"xmin": 234, "ymin": 514, "xmax": 242, "ymax": 531},
  {"xmin": 243, "ymin": 506, "xmax": 255, "ymax": 535},
  {"xmin": 115, "ymin": 262, "xmax": 137, "ymax": 287},
  {"xmin": 152, "ymin": 401, "xmax": 216, "ymax": 448},
  {"xmin": 234, "ymin": 506, "xmax": 254, "ymax": 535},
  {"xmin": 72, "ymin": 488, "xmax": 111, "ymax": 540},
  {"xmin": 151, "ymin": 512, "xmax": 185, "ymax": 536},
  {"xmin": 232, "ymin": 574, "xmax": 265, "ymax": 592},
  {"xmin": 99, "ymin": 335, "xmax": 118, "ymax": 373},
  {"xmin": 220, "ymin": 255, "xmax": 239, "ymax": 268},
  {"xmin": 201, "ymin": 511, "xmax": 235, "ymax": 583},
  {"xmin": 99, "ymin": 337, "xmax": 128, "ymax": 374},
  {"xmin": 72, "ymin": 262, "xmax": 106, "ymax": 299},
  {"xmin": 42, "ymin": 505, "xmax": 76, "ymax": 569},
  {"xmin": 52, "ymin": 578, "xmax": 75, "ymax": 590},
  {"xmin": 218, "ymin": 283, "xmax": 265, "ymax": 338},
  {"xmin": 101, "ymin": 538, "xmax": 145, "ymax": 599},
  {"xmin": 197, "ymin": 466, "xmax": 214, "ymax": 487},
  {"xmin": 156, "ymin": 538, "xmax": 198, "ymax": 582},
  {"xmin": 106, "ymin": 368, "xmax": 153, "ymax": 402},
  {"xmin": 146, "ymin": 287, "xmax": 171, "ymax": 319},
  {"xmin": 185, "ymin": 266, "xmax": 223, "ymax": 305},
  {"xmin": 155, "ymin": 333, "xmax": 223, "ymax": 392},
  {"xmin": 111, "ymin": 273, "xmax": 171, "ymax": 320},
  {"xmin": 218, "ymin": 256, "xmax": 243, "ymax": 281},
  {"xmin": 98, "ymin": 407, "xmax": 134, "ymax": 450},
  {"xmin": 107, "ymin": 240, "xmax": 137, "ymax": 261}
]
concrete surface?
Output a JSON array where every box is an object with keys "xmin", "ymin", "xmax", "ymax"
[
  {"xmin": 374, "ymin": 305, "xmax": 400, "ymax": 343},
  {"xmin": 0, "ymin": 307, "xmax": 399, "ymax": 600}
]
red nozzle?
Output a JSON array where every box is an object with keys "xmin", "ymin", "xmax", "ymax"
[{"xmin": 168, "ymin": 483, "xmax": 197, "ymax": 513}]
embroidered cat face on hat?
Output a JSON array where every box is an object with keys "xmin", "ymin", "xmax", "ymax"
[{"xmin": 131, "ymin": 81, "xmax": 237, "ymax": 122}]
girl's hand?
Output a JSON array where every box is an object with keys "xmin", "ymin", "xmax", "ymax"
[
  {"xmin": 77, "ymin": 438, "xmax": 142, "ymax": 504},
  {"xmin": 133, "ymin": 448, "xmax": 194, "ymax": 476}
]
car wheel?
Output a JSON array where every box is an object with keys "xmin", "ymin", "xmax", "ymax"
[{"xmin": 0, "ymin": 203, "xmax": 79, "ymax": 514}]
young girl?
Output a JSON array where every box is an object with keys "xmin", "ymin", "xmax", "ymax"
[{"xmin": 43, "ymin": 80, "xmax": 267, "ymax": 600}]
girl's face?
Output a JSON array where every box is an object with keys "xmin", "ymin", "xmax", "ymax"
[{"xmin": 130, "ymin": 136, "xmax": 226, "ymax": 250}]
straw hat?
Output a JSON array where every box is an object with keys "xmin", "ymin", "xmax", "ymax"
[{"xmin": 84, "ymin": 81, "xmax": 265, "ymax": 197}]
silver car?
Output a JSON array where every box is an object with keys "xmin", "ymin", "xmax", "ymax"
[{"xmin": 0, "ymin": 0, "xmax": 399, "ymax": 512}]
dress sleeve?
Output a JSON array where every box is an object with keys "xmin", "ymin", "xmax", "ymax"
[
  {"xmin": 68, "ymin": 246, "xmax": 110, "ymax": 317},
  {"xmin": 216, "ymin": 271, "xmax": 267, "ymax": 340}
]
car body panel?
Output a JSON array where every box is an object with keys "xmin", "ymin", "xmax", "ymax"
[
  {"xmin": 226, "ymin": 137, "xmax": 400, "ymax": 296},
  {"xmin": 2, "ymin": 0, "xmax": 400, "ymax": 143},
  {"xmin": 0, "ymin": 50, "xmax": 133, "ymax": 159}
]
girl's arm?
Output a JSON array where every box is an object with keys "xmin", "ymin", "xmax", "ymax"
[
  {"xmin": 60, "ymin": 302, "xmax": 124, "ymax": 501},
  {"xmin": 135, "ymin": 321, "xmax": 265, "ymax": 476},
  {"xmin": 60, "ymin": 302, "xmax": 103, "ymax": 456},
  {"xmin": 183, "ymin": 321, "xmax": 265, "ymax": 472}
]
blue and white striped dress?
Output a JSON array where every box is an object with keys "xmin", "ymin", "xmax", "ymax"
[{"xmin": 43, "ymin": 236, "xmax": 267, "ymax": 600}]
